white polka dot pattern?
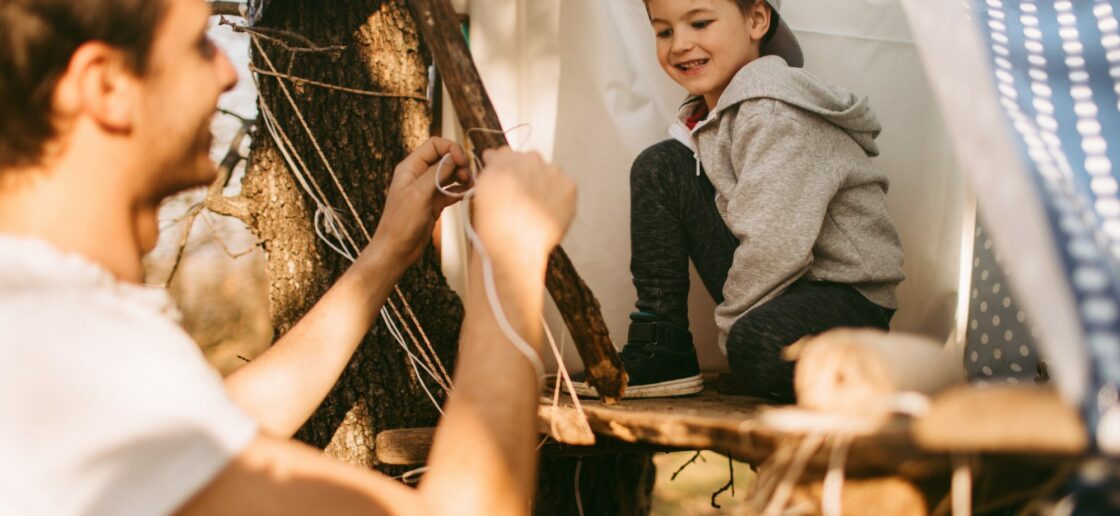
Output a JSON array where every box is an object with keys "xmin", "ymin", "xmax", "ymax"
[{"xmin": 965, "ymin": 221, "xmax": 1042, "ymax": 381}]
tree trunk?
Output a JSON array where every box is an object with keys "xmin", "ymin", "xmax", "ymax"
[
  {"xmin": 243, "ymin": 1, "xmax": 654, "ymax": 511},
  {"xmin": 244, "ymin": 0, "xmax": 460, "ymax": 470}
]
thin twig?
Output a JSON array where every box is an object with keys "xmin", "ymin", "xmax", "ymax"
[
  {"xmin": 200, "ymin": 211, "xmax": 259, "ymax": 259},
  {"xmin": 249, "ymin": 65, "xmax": 428, "ymax": 102},
  {"xmin": 711, "ymin": 454, "xmax": 735, "ymax": 509},
  {"xmin": 164, "ymin": 203, "xmax": 205, "ymax": 288},
  {"xmin": 671, "ymin": 451, "xmax": 705, "ymax": 481},
  {"xmin": 219, "ymin": 17, "xmax": 346, "ymax": 54},
  {"xmin": 218, "ymin": 107, "xmax": 254, "ymax": 124}
]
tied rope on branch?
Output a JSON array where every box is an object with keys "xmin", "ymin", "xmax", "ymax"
[
  {"xmin": 434, "ymin": 128, "xmax": 592, "ymax": 439},
  {"xmin": 246, "ymin": 23, "xmax": 591, "ymax": 438},
  {"xmin": 247, "ymin": 28, "xmax": 452, "ymax": 410}
]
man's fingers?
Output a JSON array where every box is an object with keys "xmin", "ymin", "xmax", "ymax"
[{"xmin": 402, "ymin": 137, "xmax": 468, "ymax": 179}]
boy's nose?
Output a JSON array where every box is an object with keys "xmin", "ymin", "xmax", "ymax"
[{"xmin": 671, "ymin": 36, "xmax": 694, "ymax": 54}]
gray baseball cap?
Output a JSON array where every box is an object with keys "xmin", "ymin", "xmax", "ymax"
[{"xmin": 761, "ymin": 0, "xmax": 804, "ymax": 68}]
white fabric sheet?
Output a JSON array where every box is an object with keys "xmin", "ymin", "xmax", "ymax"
[{"xmin": 469, "ymin": 0, "xmax": 967, "ymax": 371}]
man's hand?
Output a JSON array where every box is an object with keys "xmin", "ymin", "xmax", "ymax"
[
  {"xmin": 472, "ymin": 148, "xmax": 577, "ymax": 261},
  {"xmin": 367, "ymin": 137, "xmax": 471, "ymax": 267}
]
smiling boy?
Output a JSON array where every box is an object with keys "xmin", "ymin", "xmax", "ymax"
[{"xmin": 576, "ymin": 0, "xmax": 905, "ymax": 401}]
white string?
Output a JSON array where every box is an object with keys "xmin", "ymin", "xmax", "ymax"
[
  {"xmin": 432, "ymin": 126, "xmax": 548, "ymax": 383},
  {"xmin": 461, "ymin": 206, "xmax": 546, "ymax": 380},
  {"xmin": 383, "ymin": 306, "xmax": 445, "ymax": 415},
  {"xmin": 392, "ymin": 466, "xmax": 429, "ymax": 483},
  {"xmin": 762, "ymin": 434, "xmax": 825, "ymax": 516},
  {"xmin": 434, "ymin": 153, "xmax": 474, "ymax": 199},
  {"xmin": 821, "ymin": 435, "xmax": 850, "ymax": 516},
  {"xmin": 951, "ymin": 455, "xmax": 972, "ymax": 516},
  {"xmin": 252, "ymin": 65, "xmax": 451, "ymax": 413},
  {"xmin": 251, "ymin": 33, "xmax": 456, "ymax": 394},
  {"xmin": 541, "ymin": 313, "xmax": 591, "ymax": 437},
  {"xmin": 467, "ymin": 123, "xmax": 534, "ymax": 151},
  {"xmin": 253, "ymin": 29, "xmax": 557, "ymax": 422}
]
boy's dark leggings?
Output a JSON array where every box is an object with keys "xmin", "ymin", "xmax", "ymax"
[{"xmin": 630, "ymin": 140, "xmax": 894, "ymax": 403}]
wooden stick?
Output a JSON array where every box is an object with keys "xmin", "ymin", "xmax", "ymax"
[
  {"xmin": 405, "ymin": 0, "xmax": 628, "ymax": 403},
  {"xmin": 209, "ymin": 1, "xmax": 244, "ymax": 17}
]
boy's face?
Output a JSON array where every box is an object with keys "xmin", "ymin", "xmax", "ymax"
[{"xmin": 648, "ymin": 0, "xmax": 766, "ymax": 108}]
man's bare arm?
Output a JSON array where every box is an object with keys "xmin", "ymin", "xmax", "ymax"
[
  {"xmin": 222, "ymin": 137, "xmax": 470, "ymax": 437},
  {"xmin": 176, "ymin": 434, "xmax": 426, "ymax": 516},
  {"xmin": 178, "ymin": 149, "xmax": 575, "ymax": 516}
]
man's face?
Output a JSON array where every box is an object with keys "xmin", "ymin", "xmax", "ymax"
[
  {"xmin": 133, "ymin": 0, "xmax": 237, "ymax": 203},
  {"xmin": 648, "ymin": 0, "xmax": 761, "ymax": 108}
]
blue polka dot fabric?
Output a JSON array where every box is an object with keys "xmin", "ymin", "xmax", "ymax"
[
  {"xmin": 972, "ymin": 0, "xmax": 1120, "ymax": 435},
  {"xmin": 965, "ymin": 219, "xmax": 1042, "ymax": 384},
  {"xmin": 968, "ymin": 0, "xmax": 1120, "ymax": 506}
]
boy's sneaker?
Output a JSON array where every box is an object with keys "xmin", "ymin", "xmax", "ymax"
[{"xmin": 572, "ymin": 312, "xmax": 704, "ymax": 399}]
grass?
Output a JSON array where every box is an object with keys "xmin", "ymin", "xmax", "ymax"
[{"xmin": 652, "ymin": 451, "xmax": 757, "ymax": 515}]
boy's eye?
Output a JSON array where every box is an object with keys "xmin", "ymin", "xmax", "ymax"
[
  {"xmin": 656, "ymin": 29, "xmax": 672, "ymax": 39},
  {"xmin": 691, "ymin": 20, "xmax": 713, "ymax": 30}
]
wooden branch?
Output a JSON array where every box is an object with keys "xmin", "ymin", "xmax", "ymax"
[
  {"xmin": 204, "ymin": 194, "xmax": 251, "ymax": 224},
  {"xmin": 164, "ymin": 203, "xmax": 205, "ymax": 288},
  {"xmin": 203, "ymin": 119, "xmax": 254, "ymax": 225},
  {"xmin": 405, "ymin": 0, "xmax": 628, "ymax": 403},
  {"xmin": 209, "ymin": 1, "xmax": 244, "ymax": 17}
]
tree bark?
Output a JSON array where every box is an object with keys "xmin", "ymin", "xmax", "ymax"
[{"xmin": 243, "ymin": 0, "xmax": 460, "ymax": 470}]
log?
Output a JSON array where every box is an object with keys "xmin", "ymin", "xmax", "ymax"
[{"xmin": 404, "ymin": 0, "xmax": 627, "ymax": 403}]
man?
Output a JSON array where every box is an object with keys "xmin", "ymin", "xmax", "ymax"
[{"xmin": 0, "ymin": 0, "xmax": 576, "ymax": 514}]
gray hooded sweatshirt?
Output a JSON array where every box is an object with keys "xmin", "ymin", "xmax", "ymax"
[{"xmin": 671, "ymin": 55, "xmax": 905, "ymax": 341}]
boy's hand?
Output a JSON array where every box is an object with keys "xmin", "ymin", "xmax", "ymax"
[
  {"xmin": 472, "ymin": 148, "xmax": 577, "ymax": 261},
  {"xmin": 367, "ymin": 137, "xmax": 471, "ymax": 267}
]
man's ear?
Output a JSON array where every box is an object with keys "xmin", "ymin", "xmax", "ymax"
[
  {"xmin": 748, "ymin": 1, "xmax": 773, "ymax": 41},
  {"xmin": 55, "ymin": 42, "xmax": 139, "ymax": 134}
]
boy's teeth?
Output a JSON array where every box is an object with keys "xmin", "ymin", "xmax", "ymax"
[{"xmin": 678, "ymin": 59, "xmax": 707, "ymax": 70}]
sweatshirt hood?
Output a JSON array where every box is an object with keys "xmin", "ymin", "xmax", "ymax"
[{"xmin": 708, "ymin": 56, "xmax": 882, "ymax": 156}]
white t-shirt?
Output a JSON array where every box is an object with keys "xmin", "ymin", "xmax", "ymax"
[{"xmin": 0, "ymin": 236, "xmax": 258, "ymax": 516}]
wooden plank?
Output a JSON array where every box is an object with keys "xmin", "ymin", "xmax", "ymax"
[
  {"xmin": 539, "ymin": 392, "xmax": 948, "ymax": 479},
  {"xmin": 209, "ymin": 1, "xmax": 244, "ymax": 16},
  {"xmin": 376, "ymin": 427, "xmax": 686, "ymax": 465},
  {"xmin": 376, "ymin": 427, "xmax": 436, "ymax": 466},
  {"xmin": 404, "ymin": 0, "xmax": 628, "ymax": 403},
  {"xmin": 912, "ymin": 385, "xmax": 1088, "ymax": 455}
]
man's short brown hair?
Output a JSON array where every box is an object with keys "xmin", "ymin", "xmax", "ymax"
[{"xmin": 0, "ymin": 0, "xmax": 169, "ymax": 169}]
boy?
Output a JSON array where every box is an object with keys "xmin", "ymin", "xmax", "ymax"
[{"xmin": 577, "ymin": 0, "xmax": 904, "ymax": 401}]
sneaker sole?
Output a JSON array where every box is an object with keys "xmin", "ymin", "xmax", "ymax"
[{"xmin": 572, "ymin": 374, "xmax": 704, "ymax": 399}]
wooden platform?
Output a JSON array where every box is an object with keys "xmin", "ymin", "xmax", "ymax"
[
  {"xmin": 537, "ymin": 390, "xmax": 946, "ymax": 478},
  {"xmin": 377, "ymin": 382, "xmax": 1087, "ymax": 478}
]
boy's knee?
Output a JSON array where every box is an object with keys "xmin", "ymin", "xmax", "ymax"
[
  {"xmin": 725, "ymin": 312, "xmax": 798, "ymax": 403},
  {"xmin": 631, "ymin": 140, "xmax": 695, "ymax": 187}
]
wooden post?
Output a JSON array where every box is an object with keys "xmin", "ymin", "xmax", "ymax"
[{"xmin": 406, "ymin": 0, "xmax": 628, "ymax": 403}]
